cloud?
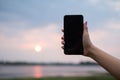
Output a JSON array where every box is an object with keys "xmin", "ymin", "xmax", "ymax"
[
  {"xmin": 105, "ymin": 20, "xmax": 120, "ymax": 30},
  {"xmin": 0, "ymin": 23, "xmax": 59, "ymax": 61},
  {"xmin": 0, "ymin": 23, "xmax": 59, "ymax": 49},
  {"xmin": 90, "ymin": 20, "xmax": 120, "ymax": 58},
  {"xmin": 1, "ymin": 0, "xmax": 120, "ymax": 63},
  {"xmin": 88, "ymin": 0, "xmax": 100, "ymax": 5},
  {"xmin": 0, "ymin": 22, "xmax": 92, "ymax": 63},
  {"xmin": 107, "ymin": 0, "xmax": 120, "ymax": 12}
]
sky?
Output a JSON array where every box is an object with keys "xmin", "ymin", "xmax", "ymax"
[{"xmin": 0, "ymin": 0, "xmax": 120, "ymax": 63}]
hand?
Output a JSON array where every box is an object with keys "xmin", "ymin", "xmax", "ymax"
[
  {"xmin": 61, "ymin": 21, "xmax": 93, "ymax": 56},
  {"xmin": 83, "ymin": 21, "xmax": 93, "ymax": 56},
  {"xmin": 62, "ymin": 21, "xmax": 120, "ymax": 80}
]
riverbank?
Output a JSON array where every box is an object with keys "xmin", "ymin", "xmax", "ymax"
[{"xmin": 0, "ymin": 76, "xmax": 115, "ymax": 80}]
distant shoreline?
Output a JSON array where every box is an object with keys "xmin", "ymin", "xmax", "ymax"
[{"xmin": 0, "ymin": 61, "xmax": 99, "ymax": 66}]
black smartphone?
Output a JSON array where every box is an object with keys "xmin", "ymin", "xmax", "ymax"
[{"xmin": 64, "ymin": 15, "xmax": 84, "ymax": 55}]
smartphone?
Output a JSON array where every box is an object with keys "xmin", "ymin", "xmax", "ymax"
[{"xmin": 64, "ymin": 15, "xmax": 84, "ymax": 55}]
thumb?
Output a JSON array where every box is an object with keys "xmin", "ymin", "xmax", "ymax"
[{"xmin": 84, "ymin": 21, "xmax": 88, "ymax": 33}]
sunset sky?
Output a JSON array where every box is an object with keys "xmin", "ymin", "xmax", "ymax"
[{"xmin": 0, "ymin": 0, "xmax": 120, "ymax": 63}]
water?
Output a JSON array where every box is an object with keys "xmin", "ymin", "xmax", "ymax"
[{"xmin": 0, "ymin": 65, "xmax": 108, "ymax": 78}]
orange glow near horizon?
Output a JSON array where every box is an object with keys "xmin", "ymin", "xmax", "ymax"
[{"xmin": 33, "ymin": 66, "xmax": 43, "ymax": 78}]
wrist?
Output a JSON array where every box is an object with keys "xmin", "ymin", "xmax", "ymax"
[{"xmin": 87, "ymin": 44, "xmax": 97, "ymax": 58}]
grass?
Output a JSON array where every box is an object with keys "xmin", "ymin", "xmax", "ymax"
[{"xmin": 0, "ymin": 76, "xmax": 116, "ymax": 80}]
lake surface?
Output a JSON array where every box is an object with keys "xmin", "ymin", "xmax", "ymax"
[{"xmin": 0, "ymin": 65, "xmax": 108, "ymax": 78}]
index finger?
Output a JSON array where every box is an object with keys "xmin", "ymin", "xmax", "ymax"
[{"xmin": 61, "ymin": 29, "xmax": 64, "ymax": 32}]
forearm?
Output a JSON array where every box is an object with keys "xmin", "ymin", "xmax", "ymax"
[{"xmin": 88, "ymin": 45, "xmax": 120, "ymax": 79}]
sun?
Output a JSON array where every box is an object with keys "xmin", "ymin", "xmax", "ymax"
[{"xmin": 34, "ymin": 45, "xmax": 42, "ymax": 52}]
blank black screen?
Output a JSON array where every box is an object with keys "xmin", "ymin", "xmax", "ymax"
[{"xmin": 64, "ymin": 15, "xmax": 83, "ymax": 55}]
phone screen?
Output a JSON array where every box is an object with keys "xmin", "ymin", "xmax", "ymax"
[{"xmin": 64, "ymin": 15, "xmax": 84, "ymax": 55}]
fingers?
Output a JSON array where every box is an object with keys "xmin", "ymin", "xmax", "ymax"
[
  {"xmin": 61, "ymin": 46, "xmax": 64, "ymax": 49},
  {"xmin": 61, "ymin": 29, "xmax": 64, "ymax": 32},
  {"xmin": 61, "ymin": 40, "xmax": 65, "ymax": 45},
  {"xmin": 61, "ymin": 37, "xmax": 65, "ymax": 49},
  {"xmin": 61, "ymin": 29, "xmax": 64, "ymax": 49},
  {"xmin": 61, "ymin": 39, "xmax": 65, "ymax": 49},
  {"xmin": 61, "ymin": 36, "xmax": 64, "ymax": 40}
]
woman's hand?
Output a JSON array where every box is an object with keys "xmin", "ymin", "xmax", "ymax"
[{"xmin": 61, "ymin": 21, "xmax": 93, "ymax": 56}]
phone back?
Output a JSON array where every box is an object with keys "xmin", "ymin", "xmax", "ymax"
[{"xmin": 64, "ymin": 15, "xmax": 84, "ymax": 55}]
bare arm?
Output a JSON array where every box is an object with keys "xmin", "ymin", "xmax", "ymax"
[
  {"xmin": 88, "ymin": 45, "xmax": 120, "ymax": 79},
  {"xmin": 83, "ymin": 22, "xmax": 120, "ymax": 79},
  {"xmin": 61, "ymin": 21, "xmax": 120, "ymax": 79}
]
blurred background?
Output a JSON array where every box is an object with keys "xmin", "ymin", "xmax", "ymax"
[{"xmin": 0, "ymin": 0, "xmax": 119, "ymax": 80}]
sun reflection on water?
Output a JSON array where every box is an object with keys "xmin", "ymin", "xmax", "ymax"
[{"xmin": 33, "ymin": 66, "xmax": 42, "ymax": 78}]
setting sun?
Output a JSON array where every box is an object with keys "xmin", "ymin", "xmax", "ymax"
[{"xmin": 35, "ymin": 45, "xmax": 42, "ymax": 52}]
